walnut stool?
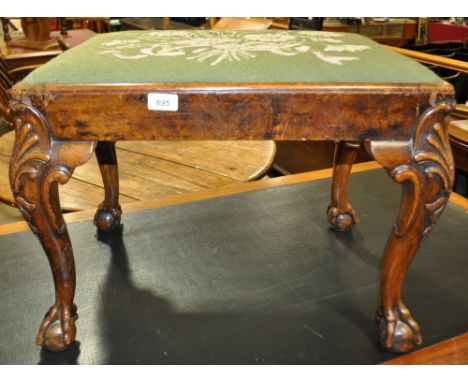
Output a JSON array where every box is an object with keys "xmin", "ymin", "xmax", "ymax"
[{"xmin": 4, "ymin": 30, "xmax": 455, "ymax": 353}]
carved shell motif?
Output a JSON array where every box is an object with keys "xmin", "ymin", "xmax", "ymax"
[
  {"xmin": 390, "ymin": 101, "xmax": 455, "ymax": 237},
  {"xmin": 9, "ymin": 102, "xmax": 69, "ymax": 235}
]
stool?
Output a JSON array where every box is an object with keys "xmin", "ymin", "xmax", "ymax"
[{"xmin": 3, "ymin": 30, "xmax": 455, "ymax": 354}]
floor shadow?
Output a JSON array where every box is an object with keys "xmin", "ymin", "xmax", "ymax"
[
  {"xmin": 94, "ymin": 225, "xmax": 383, "ymax": 364},
  {"xmin": 315, "ymin": 229, "xmax": 381, "ymax": 350},
  {"xmin": 321, "ymin": 216, "xmax": 468, "ymax": 360},
  {"xmin": 96, "ymin": 226, "xmax": 177, "ymax": 364}
]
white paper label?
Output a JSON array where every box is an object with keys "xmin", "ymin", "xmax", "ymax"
[{"xmin": 148, "ymin": 93, "xmax": 179, "ymax": 111}]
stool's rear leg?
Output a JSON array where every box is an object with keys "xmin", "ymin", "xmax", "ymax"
[
  {"xmin": 94, "ymin": 141, "xmax": 122, "ymax": 231},
  {"xmin": 327, "ymin": 141, "xmax": 360, "ymax": 231}
]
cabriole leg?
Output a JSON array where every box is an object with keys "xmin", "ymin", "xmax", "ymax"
[
  {"xmin": 368, "ymin": 101, "xmax": 454, "ymax": 352},
  {"xmin": 94, "ymin": 141, "xmax": 121, "ymax": 232},
  {"xmin": 327, "ymin": 140, "xmax": 360, "ymax": 231},
  {"xmin": 9, "ymin": 102, "xmax": 95, "ymax": 351}
]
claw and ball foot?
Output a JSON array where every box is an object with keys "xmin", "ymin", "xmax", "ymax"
[
  {"xmin": 36, "ymin": 303, "xmax": 78, "ymax": 352},
  {"xmin": 326, "ymin": 203, "xmax": 359, "ymax": 232},
  {"xmin": 376, "ymin": 303, "xmax": 422, "ymax": 353}
]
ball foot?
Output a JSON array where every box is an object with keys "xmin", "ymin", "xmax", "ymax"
[
  {"xmin": 36, "ymin": 304, "xmax": 78, "ymax": 352},
  {"xmin": 327, "ymin": 204, "xmax": 359, "ymax": 232},
  {"xmin": 94, "ymin": 205, "xmax": 122, "ymax": 232},
  {"xmin": 376, "ymin": 306, "xmax": 422, "ymax": 353}
]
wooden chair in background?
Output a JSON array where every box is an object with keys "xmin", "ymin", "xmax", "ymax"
[
  {"xmin": 1, "ymin": 18, "xmax": 15, "ymax": 41},
  {"xmin": 59, "ymin": 17, "xmax": 110, "ymax": 34}
]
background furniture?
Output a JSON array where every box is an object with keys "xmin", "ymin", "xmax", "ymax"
[
  {"xmin": 119, "ymin": 17, "xmax": 199, "ymax": 31},
  {"xmin": 322, "ymin": 18, "xmax": 418, "ymax": 47},
  {"xmin": 428, "ymin": 21, "xmax": 468, "ymax": 43},
  {"xmin": 212, "ymin": 18, "xmax": 273, "ymax": 30},
  {"xmin": 0, "ymin": 28, "xmax": 95, "ymax": 71},
  {"xmin": 0, "ymin": 132, "xmax": 276, "ymax": 211},
  {"xmin": 389, "ymin": 46, "xmax": 468, "ymax": 197},
  {"xmin": 59, "ymin": 17, "xmax": 111, "ymax": 34}
]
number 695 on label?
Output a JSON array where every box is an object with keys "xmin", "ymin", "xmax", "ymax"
[{"xmin": 148, "ymin": 93, "xmax": 179, "ymax": 111}]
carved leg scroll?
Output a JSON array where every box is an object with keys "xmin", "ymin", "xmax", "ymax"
[
  {"xmin": 327, "ymin": 141, "xmax": 360, "ymax": 231},
  {"xmin": 9, "ymin": 103, "xmax": 95, "ymax": 351},
  {"xmin": 368, "ymin": 101, "xmax": 455, "ymax": 353},
  {"xmin": 94, "ymin": 141, "xmax": 122, "ymax": 232}
]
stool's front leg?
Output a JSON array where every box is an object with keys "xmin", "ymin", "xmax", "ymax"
[
  {"xmin": 9, "ymin": 103, "xmax": 95, "ymax": 351},
  {"xmin": 327, "ymin": 141, "xmax": 361, "ymax": 231},
  {"xmin": 94, "ymin": 141, "xmax": 121, "ymax": 232},
  {"xmin": 368, "ymin": 101, "xmax": 454, "ymax": 353}
]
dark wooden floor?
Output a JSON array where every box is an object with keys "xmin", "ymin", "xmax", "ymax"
[{"xmin": 0, "ymin": 168, "xmax": 467, "ymax": 364}]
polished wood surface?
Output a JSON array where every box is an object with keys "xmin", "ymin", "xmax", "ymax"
[
  {"xmin": 274, "ymin": 141, "xmax": 372, "ymax": 174},
  {"xmin": 449, "ymin": 119, "xmax": 468, "ymax": 173},
  {"xmin": 383, "ymin": 332, "xmax": 468, "ymax": 364},
  {"xmin": 388, "ymin": 46, "xmax": 468, "ymax": 73},
  {"xmin": 212, "ymin": 18, "xmax": 273, "ymax": 30},
  {"xmin": 449, "ymin": 119, "xmax": 468, "ymax": 143},
  {"xmin": 11, "ymin": 82, "xmax": 453, "ymax": 141},
  {"xmin": 0, "ymin": 131, "xmax": 276, "ymax": 211}
]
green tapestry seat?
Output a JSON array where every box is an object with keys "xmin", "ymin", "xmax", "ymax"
[{"xmin": 22, "ymin": 30, "xmax": 442, "ymax": 85}]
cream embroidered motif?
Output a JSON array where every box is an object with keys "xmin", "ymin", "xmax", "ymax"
[{"xmin": 98, "ymin": 31, "xmax": 371, "ymax": 66}]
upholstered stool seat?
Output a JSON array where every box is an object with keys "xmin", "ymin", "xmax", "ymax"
[{"xmin": 24, "ymin": 30, "xmax": 440, "ymax": 85}]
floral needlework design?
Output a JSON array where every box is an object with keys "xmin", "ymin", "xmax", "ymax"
[{"xmin": 98, "ymin": 31, "xmax": 371, "ymax": 66}]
